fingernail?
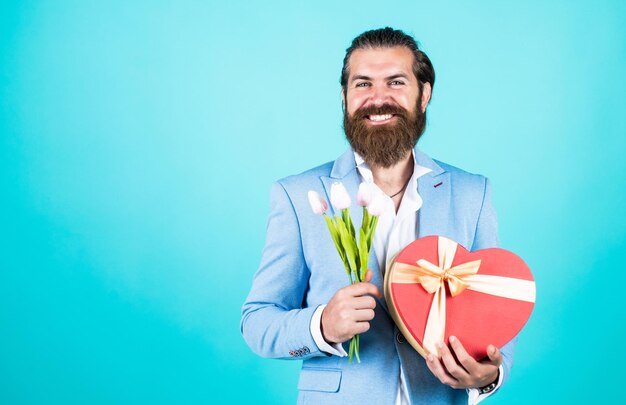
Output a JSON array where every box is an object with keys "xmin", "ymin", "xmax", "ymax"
[
  {"xmin": 436, "ymin": 342, "xmax": 443, "ymax": 349},
  {"xmin": 449, "ymin": 336, "xmax": 456, "ymax": 343},
  {"xmin": 426, "ymin": 354, "xmax": 433, "ymax": 362}
]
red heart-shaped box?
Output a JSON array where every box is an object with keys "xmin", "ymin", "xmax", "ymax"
[{"xmin": 384, "ymin": 235, "xmax": 535, "ymax": 360}]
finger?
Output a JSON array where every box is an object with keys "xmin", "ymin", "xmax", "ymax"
[
  {"xmin": 484, "ymin": 344, "xmax": 502, "ymax": 367},
  {"xmin": 346, "ymin": 282, "xmax": 381, "ymax": 298},
  {"xmin": 361, "ymin": 270, "xmax": 382, "ymax": 298},
  {"xmin": 352, "ymin": 295, "xmax": 376, "ymax": 310},
  {"xmin": 437, "ymin": 341, "xmax": 470, "ymax": 383},
  {"xmin": 448, "ymin": 336, "xmax": 479, "ymax": 375},
  {"xmin": 354, "ymin": 321, "xmax": 371, "ymax": 334},
  {"xmin": 353, "ymin": 308, "xmax": 375, "ymax": 322},
  {"xmin": 425, "ymin": 353, "xmax": 460, "ymax": 388}
]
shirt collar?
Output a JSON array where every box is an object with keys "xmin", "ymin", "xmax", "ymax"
[
  {"xmin": 353, "ymin": 150, "xmax": 432, "ymax": 183},
  {"xmin": 354, "ymin": 150, "xmax": 432, "ymax": 220}
]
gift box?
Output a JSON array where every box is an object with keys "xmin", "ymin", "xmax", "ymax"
[{"xmin": 384, "ymin": 236, "xmax": 536, "ymax": 360}]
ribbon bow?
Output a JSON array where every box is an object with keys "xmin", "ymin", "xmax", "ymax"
[
  {"xmin": 409, "ymin": 237, "xmax": 482, "ymax": 297},
  {"xmin": 391, "ymin": 236, "xmax": 536, "ymax": 356}
]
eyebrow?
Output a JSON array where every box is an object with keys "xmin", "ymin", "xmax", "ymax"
[{"xmin": 350, "ymin": 73, "xmax": 411, "ymax": 83}]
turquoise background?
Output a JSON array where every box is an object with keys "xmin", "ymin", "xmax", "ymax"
[{"xmin": 1, "ymin": 0, "xmax": 625, "ymax": 403}]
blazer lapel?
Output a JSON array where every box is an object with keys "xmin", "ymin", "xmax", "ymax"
[
  {"xmin": 417, "ymin": 172, "xmax": 451, "ymax": 238},
  {"xmin": 414, "ymin": 147, "xmax": 451, "ymax": 239}
]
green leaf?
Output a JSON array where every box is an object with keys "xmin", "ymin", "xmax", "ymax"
[
  {"xmin": 324, "ymin": 214, "xmax": 346, "ymax": 257},
  {"xmin": 361, "ymin": 207, "xmax": 370, "ymax": 232},
  {"xmin": 323, "ymin": 214, "xmax": 353, "ymax": 277},
  {"xmin": 366, "ymin": 216, "xmax": 379, "ymax": 251},
  {"xmin": 334, "ymin": 217, "xmax": 351, "ymax": 257},
  {"xmin": 358, "ymin": 228, "xmax": 369, "ymax": 282},
  {"xmin": 335, "ymin": 215, "xmax": 358, "ymax": 274},
  {"xmin": 342, "ymin": 208, "xmax": 356, "ymax": 239},
  {"xmin": 323, "ymin": 215, "xmax": 342, "ymax": 250}
]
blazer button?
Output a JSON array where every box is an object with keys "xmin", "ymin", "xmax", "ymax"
[
  {"xmin": 396, "ymin": 332, "xmax": 405, "ymax": 344},
  {"xmin": 289, "ymin": 350, "xmax": 295, "ymax": 356}
]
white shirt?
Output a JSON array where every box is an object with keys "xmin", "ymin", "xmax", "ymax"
[{"xmin": 310, "ymin": 151, "xmax": 503, "ymax": 404}]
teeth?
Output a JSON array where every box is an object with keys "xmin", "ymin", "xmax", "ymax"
[{"xmin": 369, "ymin": 114, "xmax": 393, "ymax": 122}]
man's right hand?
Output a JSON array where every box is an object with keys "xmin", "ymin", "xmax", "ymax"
[{"xmin": 321, "ymin": 270, "xmax": 382, "ymax": 344}]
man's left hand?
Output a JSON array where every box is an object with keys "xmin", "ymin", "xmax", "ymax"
[{"xmin": 425, "ymin": 335, "xmax": 501, "ymax": 389}]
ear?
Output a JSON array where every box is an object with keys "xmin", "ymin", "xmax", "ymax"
[
  {"xmin": 341, "ymin": 88, "xmax": 346, "ymax": 112},
  {"xmin": 420, "ymin": 82, "xmax": 432, "ymax": 112}
]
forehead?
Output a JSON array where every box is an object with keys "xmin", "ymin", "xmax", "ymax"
[{"xmin": 347, "ymin": 46, "xmax": 415, "ymax": 79}]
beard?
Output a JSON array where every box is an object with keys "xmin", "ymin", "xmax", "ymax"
[{"xmin": 343, "ymin": 100, "xmax": 426, "ymax": 168}]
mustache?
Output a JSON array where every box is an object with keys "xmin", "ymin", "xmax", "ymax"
[{"xmin": 351, "ymin": 103, "xmax": 410, "ymax": 119}]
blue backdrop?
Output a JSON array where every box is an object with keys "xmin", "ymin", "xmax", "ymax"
[{"xmin": 1, "ymin": 0, "xmax": 625, "ymax": 403}]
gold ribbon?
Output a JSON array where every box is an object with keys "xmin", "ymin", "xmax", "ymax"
[{"xmin": 391, "ymin": 236, "xmax": 536, "ymax": 356}]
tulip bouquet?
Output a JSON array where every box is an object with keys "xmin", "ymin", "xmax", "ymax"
[{"xmin": 308, "ymin": 182, "xmax": 384, "ymax": 363}]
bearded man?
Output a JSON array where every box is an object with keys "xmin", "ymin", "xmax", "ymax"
[{"xmin": 241, "ymin": 27, "xmax": 516, "ymax": 404}]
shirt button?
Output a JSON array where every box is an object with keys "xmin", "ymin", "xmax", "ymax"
[{"xmin": 396, "ymin": 332, "xmax": 405, "ymax": 344}]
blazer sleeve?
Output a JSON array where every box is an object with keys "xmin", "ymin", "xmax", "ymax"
[
  {"xmin": 471, "ymin": 177, "xmax": 517, "ymax": 388},
  {"xmin": 240, "ymin": 181, "xmax": 328, "ymax": 360}
]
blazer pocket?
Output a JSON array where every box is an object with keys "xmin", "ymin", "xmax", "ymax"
[{"xmin": 297, "ymin": 367, "xmax": 342, "ymax": 393}]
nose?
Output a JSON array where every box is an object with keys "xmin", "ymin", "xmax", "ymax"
[{"xmin": 369, "ymin": 84, "xmax": 392, "ymax": 107}]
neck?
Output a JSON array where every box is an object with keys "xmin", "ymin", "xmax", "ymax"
[{"xmin": 370, "ymin": 151, "xmax": 414, "ymax": 195}]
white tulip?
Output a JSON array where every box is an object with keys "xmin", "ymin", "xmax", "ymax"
[
  {"xmin": 367, "ymin": 192, "xmax": 386, "ymax": 217},
  {"xmin": 307, "ymin": 190, "xmax": 328, "ymax": 215},
  {"xmin": 330, "ymin": 182, "xmax": 352, "ymax": 210},
  {"xmin": 357, "ymin": 182, "xmax": 373, "ymax": 207}
]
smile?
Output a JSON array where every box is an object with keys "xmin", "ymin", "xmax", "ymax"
[{"xmin": 366, "ymin": 114, "xmax": 396, "ymax": 124}]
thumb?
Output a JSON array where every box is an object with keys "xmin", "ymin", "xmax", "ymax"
[
  {"xmin": 362, "ymin": 270, "xmax": 382, "ymax": 298},
  {"xmin": 486, "ymin": 344, "xmax": 502, "ymax": 365}
]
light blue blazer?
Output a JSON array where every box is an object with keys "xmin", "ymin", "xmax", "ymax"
[{"xmin": 241, "ymin": 146, "xmax": 516, "ymax": 404}]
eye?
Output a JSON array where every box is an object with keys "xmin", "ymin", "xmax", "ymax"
[
  {"xmin": 390, "ymin": 80, "xmax": 405, "ymax": 86},
  {"xmin": 355, "ymin": 82, "xmax": 370, "ymax": 88}
]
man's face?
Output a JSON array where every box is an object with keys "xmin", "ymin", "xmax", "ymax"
[{"xmin": 343, "ymin": 46, "xmax": 429, "ymax": 168}]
